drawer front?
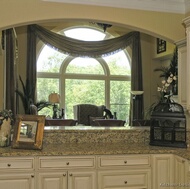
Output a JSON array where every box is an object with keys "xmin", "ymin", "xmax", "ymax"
[
  {"xmin": 38, "ymin": 156, "xmax": 95, "ymax": 169},
  {"xmin": 0, "ymin": 157, "xmax": 34, "ymax": 170},
  {"xmin": 98, "ymin": 155, "xmax": 150, "ymax": 168},
  {"xmin": 99, "ymin": 170, "xmax": 150, "ymax": 188}
]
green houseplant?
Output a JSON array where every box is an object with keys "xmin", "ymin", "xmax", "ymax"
[{"xmin": 15, "ymin": 76, "xmax": 52, "ymax": 114}]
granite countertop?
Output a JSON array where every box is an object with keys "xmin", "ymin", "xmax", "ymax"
[
  {"xmin": 0, "ymin": 142, "xmax": 190, "ymax": 160},
  {"xmin": 0, "ymin": 126, "xmax": 189, "ymax": 160}
]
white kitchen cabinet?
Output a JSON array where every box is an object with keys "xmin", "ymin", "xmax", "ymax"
[
  {"xmin": 0, "ymin": 153, "xmax": 189, "ymax": 189},
  {"xmin": 97, "ymin": 155, "xmax": 151, "ymax": 189},
  {"xmin": 174, "ymin": 155, "xmax": 188, "ymax": 189},
  {"xmin": 0, "ymin": 173, "xmax": 35, "ymax": 189},
  {"xmin": 175, "ymin": 39, "xmax": 187, "ymax": 108},
  {"xmin": 38, "ymin": 172, "xmax": 67, "ymax": 189},
  {"xmin": 186, "ymin": 160, "xmax": 190, "ymax": 189},
  {"xmin": 38, "ymin": 171, "xmax": 96, "ymax": 189},
  {"xmin": 182, "ymin": 17, "xmax": 190, "ymax": 112},
  {"xmin": 68, "ymin": 170, "xmax": 96, "ymax": 189},
  {"xmin": 152, "ymin": 154, "xmax": 174, "ymax": 189},
  {"xmin": 97, "ymin": 154, "xmax": 150, "ymax": 168},
  {"xmin": 37, "ymin": 156, "xmax": 96, "ymax": 189},
  {"xmin": 98, "ymin": 169, "xmax": 151, "ymax": 189},
  {"xmin": 0, "ymin": 157, "xmax": 35, "ymax": 189}
]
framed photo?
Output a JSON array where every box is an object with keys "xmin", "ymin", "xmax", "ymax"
[
  {"xmin": 12, "ymin": 115, "xmax": 45, "ymax": 150},
  {"xmin": 157, "ymin": 38, "xmax": 166, "ymax": 54}
]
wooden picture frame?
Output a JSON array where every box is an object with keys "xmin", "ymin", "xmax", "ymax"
[
  {"xmin": 12, "ymin": 115, "xmax": 45, "ymax": 150},
  {"xmin": 157, "ymin": 38, "xmax": 166, "ymax": 54}
]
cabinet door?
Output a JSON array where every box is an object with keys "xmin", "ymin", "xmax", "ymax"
[
  {"xmin": 152, "ymin": 154, "xmax": 174, "ymax": 189},
  {"xmin": 68, "ymin": 171, "xmax": 96, "ymax": 189},
  {"xmin": 176, "ymin": 40, "xmax": 187, "ymax": 108},
  {"xmin": 174, "ymin": 156, "xmax": 188, "ymax": 189},
  {"xmin": 0, "ymin": 173, "xmax": 34, "ymax": 189},
  {"xmin": 38, "ymin": 172, "xmax": 67, "ymax": 189},
  {"xmin": 98, "ymin": 169, "xmax": 151, "ymax": 189}
]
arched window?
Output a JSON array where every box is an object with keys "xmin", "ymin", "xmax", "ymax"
[{"xmin": 37, "ymin": 26, "xmax": 131, "ymax": 122}]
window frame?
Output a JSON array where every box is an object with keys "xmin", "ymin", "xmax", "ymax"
[{"xmin": 36, "ymin": 26, "xmax": 131, "ymax": 120}]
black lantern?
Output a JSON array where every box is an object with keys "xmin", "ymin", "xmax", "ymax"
[{"xmin": 149, "ymin": 102, "xmax": 187, "ymax": 148}]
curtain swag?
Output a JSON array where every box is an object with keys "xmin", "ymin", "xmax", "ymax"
[{"xmin": 29, "ymin": 24, "xmax": 139, "ymax": 58}]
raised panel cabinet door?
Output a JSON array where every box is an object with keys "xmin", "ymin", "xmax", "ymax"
[
  {"xmin": 176, "ymin": 40, "xmax": 187, "ymax": 108},
  {"xmin": 38, "ymin": 172, "xmax": 67, "ymax": 189},
  {"xmin": 152, "ymin": 154, "xmax": 174, "ymax": 189},
  {"xmin": 0, "ymin": 173, "xmax": 34, "ymax": 189},
  {"xmin": 174, "ymin": 156, "xmax": 188, "ymax": 189},
  {"xmin": 68, "ymin": 171, "xmax": 96, "ymax": 189},
  {"xmin": 98, "ymin": 169, "xmax": 151, "ymax": 189}
]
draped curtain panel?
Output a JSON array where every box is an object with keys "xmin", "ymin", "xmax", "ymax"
[
  {"xmin": 5, "ymin": 29, "xmax": 16, "ymax": 115},
  {"xmin": 130, "ymin": 33, "xmax": 144, "ymax": 125},
  {"xmin": 26, "ymin": 25, "xmax": 143, "ymax": 123},
  {"xmin": 27, "ymin": 26, "xmax": 37, "ymax": 104}
]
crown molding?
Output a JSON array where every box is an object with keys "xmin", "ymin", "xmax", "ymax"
[{"xmin": 42, "ymin": 0, "xmax": 188, "ymax": 14}]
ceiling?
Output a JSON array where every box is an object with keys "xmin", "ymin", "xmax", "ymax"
[{"xmin": 42, "ymin": 0, "xmax": 190, "ymax": 14}]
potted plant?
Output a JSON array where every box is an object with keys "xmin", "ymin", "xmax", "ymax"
[{"xmin": 15, "ymin": 76, "xmax": 52, "ymax": 114}]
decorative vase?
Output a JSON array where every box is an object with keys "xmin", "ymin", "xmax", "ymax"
[{"xmin": 0, "ymin": 118, "xmax": 11, "ymax": 147}]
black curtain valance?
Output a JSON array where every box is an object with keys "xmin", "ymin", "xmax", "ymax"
[{"xmin": 29, "ymin": 24, "xmax": 138, "ymax": 58}]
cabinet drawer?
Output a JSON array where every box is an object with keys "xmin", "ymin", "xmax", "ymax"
[
  {"xmin": 98, "ymin": 155, "xmax": 150, "ymax": 168},
  {"xmin": 0, "ymin": 157, "xmax": 34, "ymax": 170},
  {"xmin": 99, "ymin": 170, "xmax": 150, "ymax": 188},
  {"xmin": 38, "ymin": 156, "xmax": 95, "ymax": 169}
]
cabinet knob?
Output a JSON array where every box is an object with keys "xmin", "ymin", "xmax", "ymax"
[
  {"xmin": 63, "ymin": 174, "xmax": 66, "ymax": 177},
  {"xmin": 124, "ymin": 161, "xmax": 127, "ymax": 164},
  {"xmin": 66, "ymin": 162, "xmax": 69, "ymax": 165},
  {"xmin": 7, "ymin": 164, "xmax": 11, "ymax": 167},
  {"xmin": 69, "ymin": 174, "xmax": 73, "ymax": 176},
  {"xmin": 124, "ymin": 181, "xmax": 128, "ymax": 184},
  {"xmin": 31, "ymin": 175, "xmax": 34, "ymax": 178}
]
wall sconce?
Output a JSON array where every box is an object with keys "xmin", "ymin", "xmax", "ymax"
[{"xmin": 49, "ymin": 92, "xmax": 60, "ymax": 119}]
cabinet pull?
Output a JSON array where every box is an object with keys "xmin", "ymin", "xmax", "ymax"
[
  {"xmin": 124, "ymin": 161, "xmax": 127, "ymax": 164},
  {"xmin": 69, "ymin": 174, "xmax": 73, "ymax": 176},
  {"xmin": 7, "ymin": 164, "xmax": 11, "ymax": 167},
  {"xmin": 66, "ymin": 162, "xmax": 69, "ymax": 165},
  {"xmin": 124, "ymin": 181, "xmax": 128, "ymax": 184},
  {"xmin": 63, "ymin": 174, "xmax": 66, "ymax": 177},
  {"xmin": 31, "ymin": 175, "xmax": 34, "ymax": 178}
]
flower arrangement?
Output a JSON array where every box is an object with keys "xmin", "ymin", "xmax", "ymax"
[
  {"xmin": 157, "ymin": 73, "xmax": 177, "ymax": 103},
  {"xmin": 0, "ymin": 109, "xmax": 14, "ymax": 126},
  {"xmin": 145, "ymin": 47, "xmax": 178, "ymax": 118},
  {"xmin": 0, "ymin": 109, "xmax": 13, "ymax": 147},
  {"xmin": 154, "ymin": 47, "xmax": 178, "ymax": 102}
]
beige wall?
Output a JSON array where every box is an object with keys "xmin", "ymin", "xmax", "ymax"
[
  {"xmin": 0, "ymin": 0, "xmax": 186, "ymax": 113},
  {"xmin": 0, "ymin": 0, "xmax": 186, "ymax": 42}
]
